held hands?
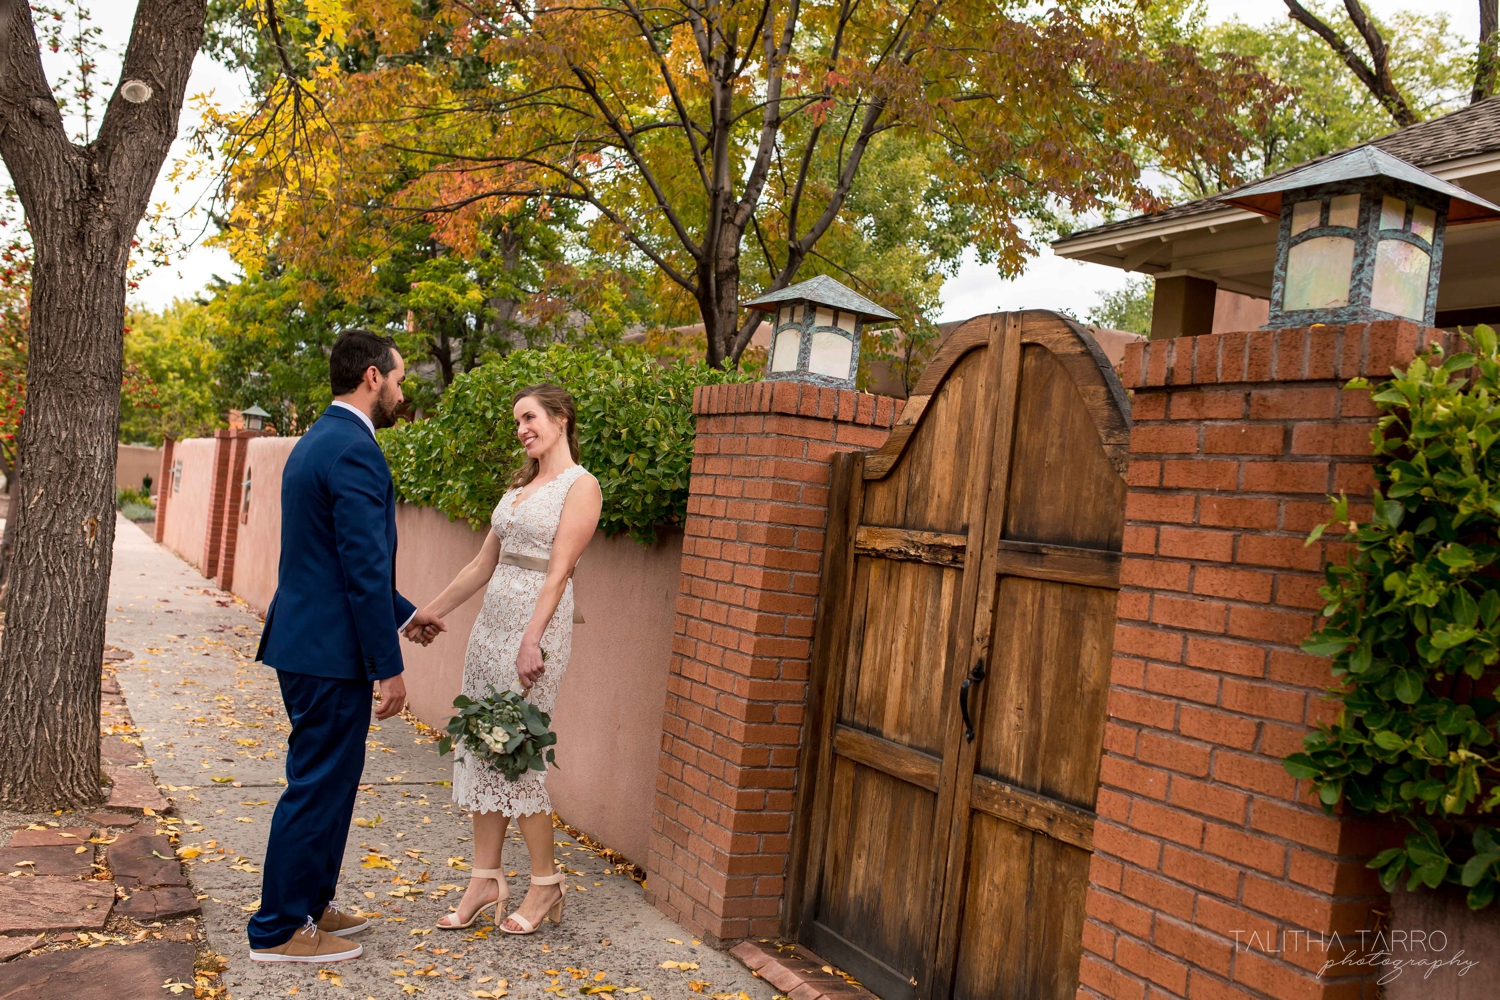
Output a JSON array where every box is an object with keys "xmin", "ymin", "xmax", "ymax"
[{"xmin": 403, "ymin": 607, "xmax": 447, "ymax": 646}]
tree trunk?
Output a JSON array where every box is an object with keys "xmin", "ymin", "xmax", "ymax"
[
  {"xmin": 0, "ymin": 444, "xmax": 19, "ymax": 608},
  {"xmin": 1477, "ymin": 0, "xmax": 1499, "ymax": 103},
  {"xmin": 0, "ymin": 1, "xmax": 206, "ymax": 810},
  {"xmin": 699, "ymin": 218, "xmax": 745, "ymax": 370}
]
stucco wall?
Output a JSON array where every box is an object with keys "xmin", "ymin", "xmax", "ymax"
[
  {"xmin": 232, "ymin": 437, "xmax": 300, "ymax": 613},
  {"xmin": 393, "ymin": 505, "xmax": 682, "ymax": 865},
  {"xmin": 161, "ymin": 438, "xmax": 216, "ymax": 572},
  {"xmin": 206, "ymin": 435, "xmax": 680, "ymax": 862},
  {"xmin": 117, "ymin": 444, "xmax": 163, "ymax": 493}
]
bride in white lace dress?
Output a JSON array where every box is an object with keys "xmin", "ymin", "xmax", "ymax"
[{"xmin": 410, "ymin": 384, "xmax": 601, "ymax": 935}]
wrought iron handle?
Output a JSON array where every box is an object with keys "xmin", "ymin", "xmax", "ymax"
[{"xmin": 959, "ymin": 657, "xmax": 986, "ymax": 743}]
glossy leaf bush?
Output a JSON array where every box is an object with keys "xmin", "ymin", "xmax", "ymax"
[
  {"xmin": 379, "ymin": 345, "xmax": 751, "ymax": 543},
  {"xmin": 1288, "ymin": 325, "xmax": 1500, "ymax": 908}
]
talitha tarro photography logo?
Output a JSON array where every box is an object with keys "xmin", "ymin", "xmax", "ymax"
[{"xmin": 1231, "ymin": 928, "xmax": 1481, "ymax": 984}]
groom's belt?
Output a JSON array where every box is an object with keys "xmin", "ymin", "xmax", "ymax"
[{"xmin": 499, "ymin": 549, "xmax": 585, "ymax": 624}]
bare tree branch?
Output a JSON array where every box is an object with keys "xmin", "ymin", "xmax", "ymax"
[{"xmin": 1283, "ymin": 0, "xmax": 1417, "ymax": 126}]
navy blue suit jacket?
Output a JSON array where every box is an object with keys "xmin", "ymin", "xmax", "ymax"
[{"xmin": 255, "ymin": 406, "xmax": 416, "ymax": 682}]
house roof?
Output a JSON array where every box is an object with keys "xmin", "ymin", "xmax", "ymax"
[{"xmin": 1057, "ymin": 95, "xmax": 1500, "ymax": 245}]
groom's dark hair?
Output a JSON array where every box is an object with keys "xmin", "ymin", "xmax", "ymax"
[{"xmin": 330, "ymin": 329, "xmax": 399, "ymax": 395}]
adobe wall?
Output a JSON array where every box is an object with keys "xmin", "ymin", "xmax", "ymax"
[
  {"xmin": 160, "ymin": 438, "xmax": 216, "ymax": 572},
  {"xmin": 231, "ymin": 436, "xmax": 300, "ymax": 613},
  {"xmin": 116, "ymin": 444, "xmax": 162, "ymax": 493}
]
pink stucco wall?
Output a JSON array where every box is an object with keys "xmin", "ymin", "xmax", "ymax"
[
  {"xmin": 232, "ymin": 436, "xmax": 300, "ymax": 613},
  {"xmin": 160, "ymin": 438, "xmax": 216, "ymax": 572},
  {"xmin": 211, "ymin": 435, "xmax": 681, "ymax": 863},
  {"xmin": 117, "ymin": 444, "xmax": 163, "ymax": 493}
]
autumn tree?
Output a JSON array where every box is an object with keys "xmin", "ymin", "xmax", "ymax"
[
  {"xmin": 218, "ymin": 0, "xmax": 1275, "ymax": 369},
  {"xmin": 0, "ymin": 1, "xmax": 207, "ymax": 809}
]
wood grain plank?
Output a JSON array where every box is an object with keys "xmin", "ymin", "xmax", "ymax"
[
  {"xmin": 787, "ymin": 451, "xmax": 863, "ymax": 938},
  {"xmin": 969, "ymin": 773, "xmax": 1096, "ymax": 853},
  {"xmin": 855, "ymin": 526, "xmax": 968, "ymax": 568},
  {"xmin": 834, "ymin": 725, "xmax": 942, "ymax": 793},
  {"xmin": 994, "ymin": 539, "xmax": 1120, "ymax": 589},
  {"xmin": 865, "ymin": 316, "xmax": 992, "ymax": 480}
]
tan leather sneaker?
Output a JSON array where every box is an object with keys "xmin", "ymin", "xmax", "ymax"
[
  {"xmin": 317, "ymin": 901, "xmax": 371, "ymax": 937},
  {"xmin": 250, "ymin": 917, "xmax": 363, "ymax": 963}
]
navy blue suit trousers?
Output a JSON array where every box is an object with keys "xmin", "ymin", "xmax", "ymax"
[{"xmin": 247, "ymin": 671, "xmax": 371, "ymax": 949}]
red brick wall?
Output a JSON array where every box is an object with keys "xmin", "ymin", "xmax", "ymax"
[
  {"xmin": 199, "ymin": 430, "xmax": 235, "ymax": 578},
  {"xmin": 214, "ymin": 430, "xmax": 266, "ymax": 593},
  {"xmin": 1081, "ymin": 322, "xmax": 1448, "ymax": 1000},
  {"xmin": 154, "ymin": 438, "xmax": 175, "ymax": 544},
  {"xmin": 645, "ymin": 380, "xmax": 901, "ymax": 944}
]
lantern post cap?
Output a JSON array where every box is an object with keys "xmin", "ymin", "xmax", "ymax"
[
  {"xmin": 1224, "ymin": 146, "xmax": 1500, "ymax": 224},
  {"xmin": 742, "ymin": 274, "xmax": 899, "ymax": 321}
]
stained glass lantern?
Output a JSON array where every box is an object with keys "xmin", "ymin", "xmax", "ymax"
[
  {"xmin": 1224, "ymin": 146, "xmax": 1500, "ymax": 328},
  {"xmin": 241, "ymin": 404, "xmax": 271, "ymax": 432},
  {"xmin": 743, "ymin": 275, "xmax": 898, "ymax": 390}
]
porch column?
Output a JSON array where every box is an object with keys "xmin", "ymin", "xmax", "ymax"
[
  {"xmin": 645, "ymin": 381, "xmax": 901, "ymax": 944},
  {"xmin": 1151, "ymin": 275, "xmax": 1218, "ymax": 340},
  {"xmin": 1081, "ymin": 322, "xmax": 1446, "ymax": 1000}
]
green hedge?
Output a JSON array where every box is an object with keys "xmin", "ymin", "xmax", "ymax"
[
  {"xmin": 379, "ymin": 345, "xmax": 752, "ymax": 543},
  {"xmin": 1289, "ymin": 326, "xmax": 1500, "ymax": 909}
]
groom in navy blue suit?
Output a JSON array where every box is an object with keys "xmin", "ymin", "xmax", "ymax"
[{"xmin": 249, "ymin": 330, "xmax": 445, "ymax": 963}]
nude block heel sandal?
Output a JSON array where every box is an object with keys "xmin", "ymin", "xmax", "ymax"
[
  {"xmin": 500, "ymin": 872, "xmax": 566, "ymax": 934},
  {"xmin": 436, "ymin": 867, "xmax": 508, "ymax": 930}
]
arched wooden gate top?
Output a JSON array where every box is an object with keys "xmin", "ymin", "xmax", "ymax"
[{"xmin": 864, "ymin": 310, "xmax": 1132, "ymax": 479}]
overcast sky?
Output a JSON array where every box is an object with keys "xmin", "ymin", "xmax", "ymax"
[{"xmin": 19, "ymin": 0, "xmax": 1485, "ymax": 322}]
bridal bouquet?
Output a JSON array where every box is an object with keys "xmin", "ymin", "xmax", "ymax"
[{"xmin": 437, "ymin": 686, "xmax": 559, "ymax": 782}]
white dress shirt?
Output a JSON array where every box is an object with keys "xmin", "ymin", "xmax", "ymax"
[
  {"xmin": 329, "ymin": 400, "xmax": 416, "ymax": 637},
  {"xmin": 330, "ymin": 399, "xmax": 377, "ymax": 438}
]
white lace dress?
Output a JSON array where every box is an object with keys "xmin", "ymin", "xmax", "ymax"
[{"xmin": 452, "ymin": 463, "xmax": 593, "ymax": 817}]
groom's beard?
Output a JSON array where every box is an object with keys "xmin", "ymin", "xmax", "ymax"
[{"xmin": 372, "ymin": 385, "xmax": 400, "ymax": 429}]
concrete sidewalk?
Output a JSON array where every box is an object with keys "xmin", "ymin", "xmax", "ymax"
[{"xmin": 106, "ymin": 516, "xmax": 778, "ymax": 999}]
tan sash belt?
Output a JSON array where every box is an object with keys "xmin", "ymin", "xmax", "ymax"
[{"xmin": 499, "ymin": 549, "xmax": 584, "ymax": 623}]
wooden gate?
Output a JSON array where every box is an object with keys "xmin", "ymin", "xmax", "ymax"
[{"xmin": 786, "ymin": 311, "xmax": 1131, "ymax": 1000}]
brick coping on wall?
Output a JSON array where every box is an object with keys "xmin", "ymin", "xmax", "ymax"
[
  {"xmin": 1120, "ymin": 319, "xmax": 1452, "ymax": 389},
  {"xmin": 1083, "ymin": 320, "xmax": 1449, "ymax": 1000},
  {"xmin": 693, "ymin": 379, "xmax": 904, "ymax": 426},
  {"xmin": 649, "ymin": 380, "xmax": 902, "ymax": 944}
]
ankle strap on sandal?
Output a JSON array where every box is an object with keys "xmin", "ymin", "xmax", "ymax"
[
  {"xmin": 472, "ymin": 867, "xmax": 507, "ymax": 879},
  {"xmin": 531, "ymin": 872, "xmax": 566, "ymax": 885}
]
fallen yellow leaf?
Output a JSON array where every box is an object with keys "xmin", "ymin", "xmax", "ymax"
[{"xmin": 177, "ymin": 847, "xmax": 202, "ymax": 859}]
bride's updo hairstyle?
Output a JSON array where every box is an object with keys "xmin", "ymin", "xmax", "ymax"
[{"xmin": 510, "ymin": 383, "xmax": 580, "ymax": 488}]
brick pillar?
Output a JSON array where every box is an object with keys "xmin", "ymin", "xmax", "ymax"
[
  {"xmin": 199, "ymin": 430, "xmax": 237, "ymax": 579},
  {"xmin": 1080, "ymin": 321, "xmax": 1448, "ymax": 1000},
  {"xmin": 646, "ymin": 381, "xmax": 902, "ymax": 944},
  {"xmin": 154, "ymin": 437, "xmax": 175, "ymax": 543},
  {"xmin": 215, "ymin": 430, "xmax": 265, "ymax": 592}
]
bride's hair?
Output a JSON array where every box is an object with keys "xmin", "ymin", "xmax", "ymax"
[{"xmin": 510, "ymin": 383, "xmax": 580, "ymax": 488}]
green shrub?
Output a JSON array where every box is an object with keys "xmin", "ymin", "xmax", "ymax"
[
  {"xmin": 1289, "ymin": 325, "xmax": 1500, "ymax": 909},
  {"xmin": 379, "ymin": 345, "xmax": 752, "ymax": 543},
  {"xmin": 115, "ymin": 486, "xmax": 152, "ymax": 509}
]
